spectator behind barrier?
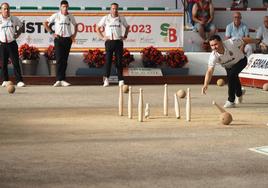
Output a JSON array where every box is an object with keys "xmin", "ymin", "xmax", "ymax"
[
  {"xmin": 192, "ymin": 0, "xmax": 216, "ymax": 52},
  {"xmin": 231, "ymin": 0, "xmax": 248, "ymax": 8},
  {"xmin": 185, "ymin": 0, "xmax": 200, "ymax": 30},
  {"xmin": 263, "ymin": 0, "xmax": 268, "ymax": 8},
  {"xmin": 225, "ymin": 12, "xmax": 253, "ymax": 57},
  {"xmin": 256, "ymin": 16, "xmax": 268, "ymax": 54}
]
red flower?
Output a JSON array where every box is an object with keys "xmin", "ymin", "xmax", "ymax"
[
  {"xmin": 19, "ymin": 43, "xmax": 40, "ymax": 60},
  {"xmin": 83, "ymin": 48, "xmax": 105, "ymax": 68},
  {"xmin": 112, "ymin": 48, "xmax": 134, "ymax": 67},
  {"xmin": 44, "ymin": 45, "xmax": 56, "ymax": 60},
  {"xmin": 164, "ymin": 49, "xmax": 188, "ymax": 68},
  {"xmin": 140, "ymin": 46, "xmax": 164, "ymax": 67}
]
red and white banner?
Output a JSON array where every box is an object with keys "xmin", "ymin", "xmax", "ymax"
[
  {"xmin": 240, "ymin": 54, "xmax": 268, "ymax": 88},
  {"xmin": 14, "ymin": 12, "xmax": 183, "ymax": 51}
]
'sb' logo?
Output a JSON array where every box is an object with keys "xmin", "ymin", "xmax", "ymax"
[{"xmin": 160, "ymin": 23, "xmax": 177, "ymax": 43}]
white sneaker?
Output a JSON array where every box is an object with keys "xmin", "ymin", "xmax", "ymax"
[
  {"xmin": 1, "ymin": 81, "xmax": 8, "ymax": 87},
  {"xmin": 61, "ymin": 80, "xmax": 71, "ymax": 87},
  {"xmin": 236, "ymin": 88, "xmax": 246, "ymax": 104},
  {"xmin": 242, "ymin": 87, "xmax": 246, "ymax": 95},
  {"xmin": 17, "ymin": 81, "xmax": 26, "ymax": 87},
  {"xmin": 236, "ymin": 95, "xmax": 243, "ymax": 104},
  {"xmin": 223, "ymin": 101, "xmax": 235, "ymax": 108},
  {"xmin": 103, "ymin": 78, "xmax": 109, "ymax": 87},
  {"xmin": 118, "ymin": 80, "xmax": 124, "ymax": 86},
  {"xmin": 53, "ymin": 81, "xmax": 61, "ymax": 87}
]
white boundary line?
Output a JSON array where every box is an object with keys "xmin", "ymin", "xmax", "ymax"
[{"xmin": 249, "ymin": 146, "xmax": 268, "ymax": 156}]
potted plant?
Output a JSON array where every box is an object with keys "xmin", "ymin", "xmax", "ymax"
[
  {"xmin": 140, "ymin": 46, "xmax": 164, "ymax": 67},
  {"xmin": 83, "ymin": 48, "xmax": 105, "ymax": 68},
  {"xmin": 162, "ymin": 49, "xmax": 189, "ymax": 75},
  {"xmin": 112, "ymin": 48, "xmax": 135, "ymax": 67},
  {"xmin": 78, "ymin": 48, "xmax": 106, "ymax": 76},
  {"xmin": 44, "ymin": 45, "xmax": 56, "ymax": 76},
  {"xmin": 19, "ymin": 43, "xmax": 40, "ymax": 75}
]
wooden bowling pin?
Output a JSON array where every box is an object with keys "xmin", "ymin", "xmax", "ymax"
[
  {"xmin": 174, "ymin": 93, "xmax": 180, "ymax": 119},
  {"xmin": 145, "ymin": 103, "xmax": 150, "ymax": 119},
  {"xmin": 128, "ymin": 86, "xmax": 133, "ymax": 119},
  {"xmin": 186, "ymin": 88, "xmax": 191, "ymax": 121},
  {"xmin": 138, "ymin": 88, "xmax": 144, "ymax": 122},
  {"xmin": 163, "ymin": 84, "xmax": 168, "ymax": 116},
  {"xmin": 212, "ymin": 101, "xmax": 226, "ymax": 113},
  {"xmin": 119, "ymin": 85, "xmax": 123, "ymax": 116}
]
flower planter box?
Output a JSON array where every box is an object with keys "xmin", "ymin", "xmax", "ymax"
[
  {"xmin": 161, "ymin": 67, "xmax": 189, "ymax": 75},
  {"xmin": 47, "ymin": 60, "xmax": 57, "ymax": 76},
  {"xmin": 76, "ymin": 66, "xmax": 117, "ymax": 76},
  {"xmin": 20, "ymin": 59, "xmax": 39, "ymax": 75}
]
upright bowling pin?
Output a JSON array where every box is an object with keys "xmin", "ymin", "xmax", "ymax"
[
  {"xmin": 145, "ymin": 103, "xmax": 150, "ymax": 119},
  {"xmin": 119, "ymin": 85, "xmax": 123, "ymax": 116},
  {"xmin": 138, "ymin": 88, "xmax": 144, "ymax": 122},
  {"xmin": 163, "ymin": 84, "xmax": 168, "ymax": 116},
  {"xmin": 128, "ymin": 86, "xmax": 133, "ymax": 119},
  {"xmin": 174, "ymin": 93, "xmax": 180, "ymax": 119},
  {"xmin": 186, "ymin": 88, "xmax": 191, "ymax": 121}
]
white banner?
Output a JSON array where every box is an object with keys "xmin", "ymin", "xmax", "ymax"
[
  {"xmin": 240, "ymin": 54, "xmax": 268, "ymax": 81},
  {"xmin": 14, "ymin": 12, "xmax": 183, "ymax": 51}
]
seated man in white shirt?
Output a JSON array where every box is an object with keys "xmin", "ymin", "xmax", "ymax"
[
  {"xmin": 225, "ymin": 12, "xmax": 253, "ymax": 57},
  {"xmin": 256, "ymin": 16, "xmax": 268, "ymax": 54},
  {"xmin": 202, "ymin": 35, "xmax": 259, "ymax": 108}
]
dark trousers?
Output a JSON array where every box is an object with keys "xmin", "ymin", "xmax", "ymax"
[
  {"xmin": 104, "ymin": 40, "xmax": 124, "ymax": 81},
  {"xmin": 225, "ymin": 57, "xmax": 247, "ymax": 102},
  {"xmin": 54, "ymin": 37, "xmax": 72, "ymax": 81},
  {"xmin": 0, "ymin": 41, "xmax": 23, "ymax": 82}
]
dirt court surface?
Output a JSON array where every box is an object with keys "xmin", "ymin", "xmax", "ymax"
[{"xmin": 0, "ymin": 84, "xmax": 268, "ymax": 188}]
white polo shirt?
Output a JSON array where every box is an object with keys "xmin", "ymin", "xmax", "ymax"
[
  {"xmin": 256, "ymin": 25, "xmax": 268, "ymax": 46},
  {"xmin": 97, "ymin": 14, "xmax": 129, "ymax": 40},
  {"xmin": 0, "ymin": 15, "xmax": 22, "ymax": 43},
  {"xmin": 47, "ymin": 12, "xmax": 77, "ymax": 37},
  {"xmin": 208, "ymin": 38, "xmax": 245, "ymax": 69}
]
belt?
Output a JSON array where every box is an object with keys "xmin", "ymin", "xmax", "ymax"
[{"xmin": 0, "ymin": 40, "xmax": 15, "ymax": 44}]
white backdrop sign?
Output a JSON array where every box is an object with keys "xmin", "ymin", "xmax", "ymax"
[{"xmin": 15, "ymin": 12, "xmax": 183, "ymax": 51}]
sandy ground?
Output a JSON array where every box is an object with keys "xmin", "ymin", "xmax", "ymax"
[{"xmin": 0, "ymin": 84, "xmax": 268, "ymax": 188}]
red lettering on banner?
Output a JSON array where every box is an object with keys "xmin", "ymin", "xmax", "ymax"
[
  {"xmin": 168, "ymin": 28, "xmax": 177, "ymax": 42},
  {"xmin": 77, "ymin": 23, "xmax": 104, "ymax": 33},
  {"xmin": 128, "ymin": 24, "xmax": 152, "ymax": 33}
]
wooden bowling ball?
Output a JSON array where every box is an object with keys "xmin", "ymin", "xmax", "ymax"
[
  {"xmin": 176, "ymin": 89, "xmax": 186, "ymax": 98},
  {"xmin": 263, "ymin": 83, "xmax": 268, "ymax": 91},
  {"xmin": 217, "ymin": 79, "xmax": 225, "ymax": 87},
  {"xmin": 220, "ymin": 112, "xmax": 233, "ymax": 125},
  {"xmin": 123, "ymin": 85, "xmax": 129, "ymax": 93},
  {"xmin": 7, "ymin": 85, "xmax": 15, "ymax": 94}
]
